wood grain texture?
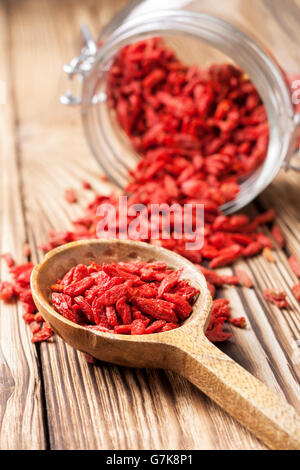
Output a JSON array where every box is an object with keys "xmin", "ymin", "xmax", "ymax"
[
  {"xmin": 0, "ymin": 1, "xmax": 46, "ymax": 450},
  {"xmin": 0, "ymin": 0, "xmax": 299, "ymax": 450},
  {"xmin": 31, "ymin": 239, "xmax": 300, "ymax": 450}
]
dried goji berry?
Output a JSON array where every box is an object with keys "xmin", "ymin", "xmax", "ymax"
[
  {"xmin": 98, "ymin": 283, "xmax": 129, "ymax": 306},
  {"xmin": 130, "ymin": 319, "xmax": 146, "ymax": 335},
  {"xmin": 159, "ymin": 322, "xmax": 179, "ymax": 332},
  {"xmin": 207, "ymin": 282, "xmax": 216, "ymax": 298},
  {"xmin": 289, "ymin": 255, "xmax": 300, "ymax": 277},
  {"xmin": 263, "ymin": 288, "xmax": 288, "ymax": 309},
  {"xmin": 132, "ymin": 297, "xmax": 178, "ymax": 323},
  {"xmin": 235, "ymin": 268, "xmax": 253, "ymax": 288},
  {"xmin": 229, "ymin": 317, "xmax": 247, "ymax": 328},
  {"xmin": 31, "ymin": 323, "xmax": 53, "ymax": 343},
  {"xmin": 52, "ymin": 293, "xmax": 80, "ymax": 323},
  {"xmin": 114, "ymin": 324, "xmax": 132, "ymax": 334},
  {"xmin": 292, "ymin": 283, "xmax": 300, "ymax": 301},
  {"xmin": 64, "ymin": 276, "xmax": 95, "ymax": 296},
  {"xmin": 242, "ymin": 241, "xmax": 263, "ymax": 258},
  {"xmin": 65, "ymin": 188, "xmax": 77, "ymax": 203},
  {"xmin": 157, "ymin": 269, "xmax": 182, "ymax": 297},
  {"xmin": 1, "ymin": 253, "xmax": 15, "ymax": 268},
  {"xmin": 22, "ymin": 313, "xmax": 36, "ymax": 323},
  {"xmin": 84, "ymin": 353, "xmax": 97, "ymax": 364},
  {"xmin": 255, "ymin": 233, "xmax": 273, "ymax": 249},
  {"xmin": 163, "ymin": 293, "xmax": 192, "ymax": 320},
  {"xmin": 74, "ymin": 296, "xmax": 95, "ymax": 323},
  {"xmin": 105, "ymin": 305, "xmax": 118, "ymax": 327},
  {"xmin": 254, "ymin": 209, "xmax": 276, "ymax": 226},
  {"xmin": 82, "ymin": 180, "xmax": 92, "ymax": 190},
  {"xmin": 23, "ymin": 243, "xmax": 31, "ymax": 258},
  {"xmin": 271, "ymin": 225, "xmax": 285, "ymax": 248},
  {"xmin": 92, "ymin": 297, "xmax": 108, "ymax": 327},
  {"xmin": 0, "ymin": 281, "xmax": 15, "ymax": 301},
  {"xmin": 29, "ymin": 321, "xmax": 41, "ymax": 335},
  {"xmin": 205, "ymin": 322, "xmax": 232, "ymax": 342},
  {"xmin": 211, "ymin": 298, "xmax": 231, "ymax": 319},
  {"xmin": 116, "ymin": 296, "xmax": 132, "ymax": 325},
  {"xmin": 209, "ymin": 249, "xmax": 241, "ymax": 268}
]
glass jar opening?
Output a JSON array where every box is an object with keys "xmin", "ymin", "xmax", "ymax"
[{"xmin": 81, "ymin": 11, "xmax": 295, "ymax": 213}]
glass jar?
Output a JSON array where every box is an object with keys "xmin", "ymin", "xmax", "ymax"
[{"xmin": 61, "ymin": 0, "xmax": 300, "ymax": 213}]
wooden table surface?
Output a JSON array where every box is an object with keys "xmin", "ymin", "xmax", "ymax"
[{"xmin": 0, "ymin": 0, "xmax": 300, "ymax": 450}]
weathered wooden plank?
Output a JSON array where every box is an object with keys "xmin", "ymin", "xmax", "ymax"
[
  {"xmin": 5, "ymin": 0, "xmax": 300, "ymax": 450},
  {"xmin": 0, "ymin": 1, "xmax": 46, "ymax": 450}
]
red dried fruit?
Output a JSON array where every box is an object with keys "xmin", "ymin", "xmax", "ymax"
[
  {"xmin": 130, "ymin": 319, "xmax": 146, "ymax": 335},
  {"xmin": 29, "ymin": 321, "xmax": 41, "ymax": 335},
  {"xmin": 157, "ymin": 269, "xmax": 182, "ymax": 297},
  {"xmin": 74, "ymin": 296, "xmax": 95, "ymax": 323},
  {"xmin": 159, "ymin": 322, "xmax": 179, "ymax": 332},
  {"xmin": 205, "ymin": 322, "xmax": 232, "ymax": 342},
  {"xmin": 85, "ymin": 324, "xmax": 110, "ymax": 333},
  {"xmin": 197, "ymin": 265, "xmax": 225, "ymax": 286},
  {"xmin": 132, "ymin": 297, "xmax": 178, "ymax": 323},
  {"xmin": 97, "ymin": 283, "xmax": 129, "ymax": 306},
  {"xmin": 207, "ymin": 282, "xmax": 216, "ymax": 298},
  {"xmin": 64, "ymin": 276, "xmax": 95, "ymax": 296},
  {"xmin": 1, "ymin": 253, "xmax": 15, "ymax": 268},
  {"xmin": 22, "ymin": 313, "xmax": 35, "ymax": 323},
  {"xmin": 289, "ymin": 255, "xmax": 300, "ymax": 277},
  {"xmin": 23, "ymin": 243, "xmax": 31, "ymax": 258},
  {"xmin": 31, "ymin": 323, "xmax": 53, "ymax": 343},
  {"xmin": 65, "ymin": 188, "xmax": 77, "ymax": 203},
  {"xmin": 49, "ymin": 262, "xmax": 198, "ymax": 335},
  {"xmin": 50, "ymin": 283, "xmax": 65, "ymax": 292},
  {"xmin": 292, "ymin": 283, "xmax": 300, "ymax": 301},
  {"xmin": 136, "ymin": 284, "xmax": 159, "ymax": 298},
  {"xmin": 52, "ymin": 293, "xmax": 80, "ymax": 323},
  {"xmin": 82, "ymin": 180, "xmax": 92, "ymax": 190},
  {"xmin": 72, "ymin": 264, "xmax": 89, "ymax": 282},
  {"xmin": 105, "ymin": 305, "xmax": 118, "ymax": 327},
  {"xmin": 34, "ymin": 312, "xmax": 44, "ymax": 322},
  {"xmin": 163, "ymin": 293, "xmax": 192, "ymax": 319},
  {"xmin": 144, "ymin": 320, "xmax": 166, "ymax": 333},
  {"xmin": 235, "ymin": 268, "xmax": 253, "ymax": 288},
  {"xmin": 242, "ymin": 241, "xmax": 263, "ymax": 258},
  {"xmin": 263, "ymin": 288, "xmax": 288, "ymax": 309},
  {"xmin": 0, "ymin": 260, "xmax": 51, "ymax": 341},
  {"xmin": 116, "ymin": 296, "xmax": 132, "ymax": 325},
  {"xmin": 84, "ymin": 353, "xmax": 97, "ymax": 364},
  {"xmin": 230, "ymin": 317, "xmax": 247, "ymax": 328},
  {"xmin": 209, "ymin": 248, "xmax": 242, "ymax": 268},
  {"xmin": 211, "ymin": 298, "xmax": 230, "ymax": 319},
  {"xmin": 0, "ymin": 281, "xmax": 15, "ymax": 301},
  {"xmin": 91, "ymin": 297, "xmax": 108, "ymax": 326},
  {"xmin": 271, "ymin": 225, "xmax": 285, "ymax": 248},
  {"xmin": 219, "ymin": 274, "xmax": 239, "ymax": 285},
  {"xmin": 114, "ymin": 325, "xmax": 132, "ymax": 334},
  {"xmin": 255, "ymin": 233, "xmax": 273, "ymax": 249},
  {"xmin": 254, "ymin": 209, "xmax": 276, "ymax": 226}
]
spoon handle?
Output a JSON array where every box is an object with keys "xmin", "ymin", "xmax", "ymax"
[{"xmin": 172, "ymin": 337, "xmax": 300, "ymax": 449}]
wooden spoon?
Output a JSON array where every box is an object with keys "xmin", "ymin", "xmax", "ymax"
[{"xmin": 31, "ymin": 239, "xmax": 300, "ymax": 450}]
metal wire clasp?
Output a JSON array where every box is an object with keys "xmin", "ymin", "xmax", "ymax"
[{"xmin": 60, "ymin": 25, "xmax": 97, "ymax": 105}]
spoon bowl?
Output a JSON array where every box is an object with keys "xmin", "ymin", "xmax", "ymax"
[
  {"xmin": 31, "ymin": 239, "xmax": 212, "ymax": 368},
  {"xmin": 31, "ymin": 239, "xmax": 300, "ymax": 450}
]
